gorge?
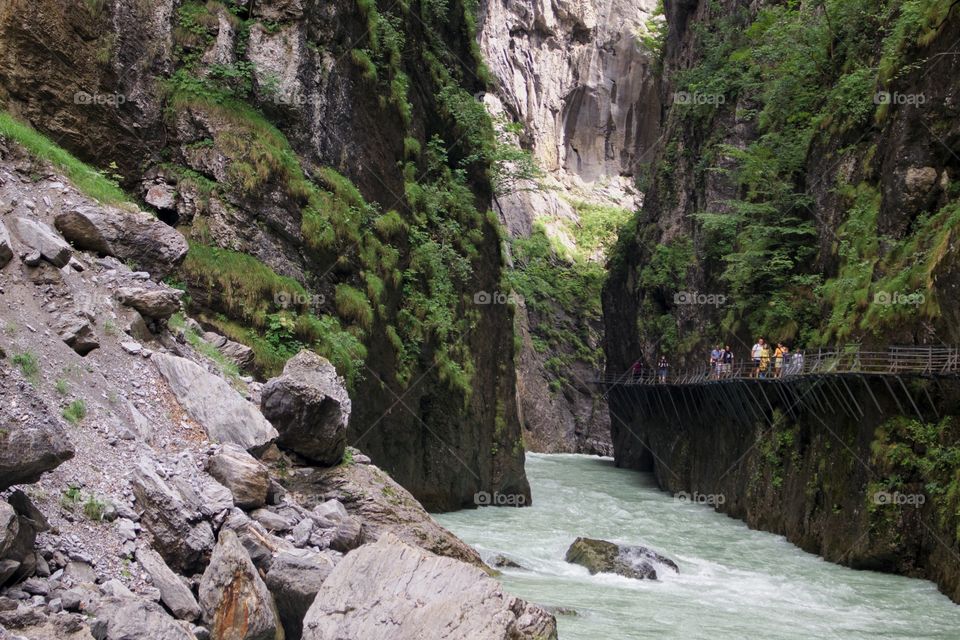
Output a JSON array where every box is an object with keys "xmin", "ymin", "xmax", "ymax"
[{"xmin": 0, "ymin": 0, "xmax": 958, "ymax": 638}]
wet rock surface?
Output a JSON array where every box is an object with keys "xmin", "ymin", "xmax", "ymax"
[{"xmin": 565, "ymin": 537, "xmax": 679, "ymax": 580}]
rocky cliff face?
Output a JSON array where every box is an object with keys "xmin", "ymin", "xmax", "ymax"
[
  {"xmin": 0, "ymin": 0, "xmax": 530, "ymax": 511},
  {"xmin": 604, "ymin": 0, "xmax": 960, "ymax": 600},
  {"xmin": 478, "ymin": 0, "xmax": 661, "ymax": 454},
  {"xmin": 0, "ymin": 141, "xmax": 556, "ymax": 638}
]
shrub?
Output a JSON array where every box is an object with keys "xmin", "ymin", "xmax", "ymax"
[
  {"xmin": 62, "ymin": 400, "xmax": 87, "ymax": 425},
  {"xmin": 334, "ymin": 284, "xmax": 375, "ymax": 330},
  {"xmin": 11, "ymin": 352, "xmax": 39, "ymax": 384}
]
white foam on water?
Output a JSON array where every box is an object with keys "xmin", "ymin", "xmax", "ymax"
[{"xmin": 435, "ymin": 453, "xmax": 960, "ymax": 640}]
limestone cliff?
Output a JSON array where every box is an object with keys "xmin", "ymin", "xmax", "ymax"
[
  {"xmin": 478, "ymin": 0, "xmax": 660, "ymax": 454},
  {"xmin": 0, "ymin": 0, "xmax": 530, "ymax": 511}
]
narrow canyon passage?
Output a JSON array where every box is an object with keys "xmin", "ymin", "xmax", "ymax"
[{"xmin": 437, "ymin": 454, "xmax": 960, "ymax": 639}]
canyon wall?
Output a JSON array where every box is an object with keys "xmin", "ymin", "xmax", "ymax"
[
  {"xmin": 604, "ymin": 0, "xmax": 960, "ymax": 599},
  {"xmin": 479, "ymin": 0, "xmax": 660, "ymax": 454},
  {"xmin": 0, "ymin": 0, "xmax": 529, "ymax": 511}
]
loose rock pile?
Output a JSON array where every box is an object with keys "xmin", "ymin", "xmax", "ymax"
[{"xmin": 0, "ymin": 144, "xmax": 557, "ymax": 639}]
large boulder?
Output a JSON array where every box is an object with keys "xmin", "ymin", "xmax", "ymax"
[
  {"xmin": 2, "ymin": 491, "xmax": 50, "ymax": 584},
  {"xmin": 116, "ymin": 285, "xmax": 182, "ymax": 320},
  {"xmin": 198, "ymin": 529, "xmax": 283, "ymax": 640},
  {"xmin": 54, "ymin": 205, "xmax": 188, "ymax": 280},
  {"xmin": 207, "ymin": 444, "xmax": 271, "ymax": 510},
  {"xmin": 302, "ymin": 533, "xmax": 557, "ymax": 640},
  {"xmin": 88, "ymin": 594, "xmax": 197, "ymax": 640},
  {"xmin": 135, "ymin": 548, "xmax": 201, "ymax": 622},
  {"xmin": 0, "ymin": 219, "xmax": 13, "ymax": 268},
  {"xmin": 264, "ymin": 550, "xmax": 338, "ymax": 639},
  {"xmin": 130, "ymin": 460, "xmax": 216, "ymax": 574},
  {"xmin": 287, "ymin": 462, "xmax": 485, "ymax": 568},
  {"xmin": 153, "ymin": 354, "xmax": 277, "ymax": 451},
  {"xmin": 0, "ymin": 367, "xmax": 75, "ymax": 490},
  {"xmin": 8, "ymin": 216, "xmax": 72, "ymax": 267},
  {"xmin": 55, "ymin": 312, "xmax": 100, "ymax": 355},
  {"xmin": 0, "ymin": 502, "xmax": 18, "ymax": 558},
  {"xmin": 260, "ymin": 350, "xmax": 350, "ymax": 465},
  {"xmin": 564, "ymin": 537, "xmax": 679, "ymax": 580}
]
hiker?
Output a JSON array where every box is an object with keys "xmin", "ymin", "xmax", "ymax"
[
  {"xmin": 630, "ymin": 359, "xmax": 644, "ymax": 383},
  {"xmin": 792, "ymin": 350, "xmax": 804, "ymax": 375},
  {"xmin": 759, "ymin": 342, "xmax": 772, "ymax": 378},
  {"xmin": 722, "ymin": 345, "xmax": 734, "ymax": 377},
  {"xmin": 710, "ymin": 345, "xmax": 722, "ymax": 379},
  {"xmin": 657, "ymin": 356, "xmax": 669, "ymax": 384},
  {"xmin": 713, "ymin": 346, "xmax": 725, "ymax": 379},
  {"xmin": 752, "ymin": 338, "xmax": 765, "ymax": 377},
  {"xmin": 774, "ymin": 343, "xmax": 786, "ymax": 378}
]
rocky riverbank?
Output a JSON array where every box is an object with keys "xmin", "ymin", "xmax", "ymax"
[{"xmin": 0, "ymin": 143, "xmax": 556, "ymax": 639}]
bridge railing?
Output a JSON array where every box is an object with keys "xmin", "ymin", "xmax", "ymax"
[{"xmin": 598, "ymin": 346, "xmax": 960, "ymax": 386}]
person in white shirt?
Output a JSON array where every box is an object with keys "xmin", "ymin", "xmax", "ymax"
[{"xmin": 751, "ymin": 338, "xmax": 765, "ymax": 378}]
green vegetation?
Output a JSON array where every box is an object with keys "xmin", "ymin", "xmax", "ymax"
[
  {"xmin": 869, "ymin": 414, "xmax": 960, "ymax": 543},
  {"xmin": 637, "ymin": 0, "xmax": 667, "ymax": 62},
  {"xmin": 182, "ymin": 245, "xmax": 366, "ymax": 382},
  {"xmin": 11, "ymin": 352, "xmax": 39, "ymax": 385},
  {"xmin": 618, "ymin": 0, "xmax": 960, "ymax": 354},
  {"xmin": 60, "ymin": 485, "xmax": 107, "ymax": 521},
  {"xmin": 159, "ymin": 0, "xmax": 519, "ymax": 405},
  {"xmin": 0, "ymin": 112, "xmax": 131, "ymax": 205},
  {"xmin": 83, "ymin": 495, "xmax": 107, "ymax": 521},
  {"xmin": 62, "ymin": 400, "xmax": 88, "ymax": 425},
  {"xmin": 60, "ymin": 485, "xmax": 83, "ymax": 510},
  {"xmin": 509, "ymin": 201, "xmax": 632, "ymax": 389},
  {"xmin": 54, "ymin": 378, "xmax": 69, "ymax": 395}
]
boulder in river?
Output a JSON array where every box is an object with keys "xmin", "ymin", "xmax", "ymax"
[{"xmin": 564, "ymin": 537, "xmax": 678, "ymax": 580}]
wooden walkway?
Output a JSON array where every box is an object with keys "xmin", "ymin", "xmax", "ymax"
[
  {"xmin": 598, "ymin": 346, "xmax": 960, "ymax": 387},
  {"xmin": 598, "ymin": 346, "xmax": 960, "ymax": 425}
]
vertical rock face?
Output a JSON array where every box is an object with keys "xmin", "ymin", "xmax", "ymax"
[
  {"xmin": 601, "ymin": 0, "xmax": 960, "ymax": 603},
  {"xmin": 0, "ymin": 0, "xmax": 531, "ymax": 512},
  {"xmin": 478, "ymin": 0, "xmax": 660, "ymax": 454},
  {"xmin": 479, "ymin": 0, "xmax": 660, "ymax": 183}
]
